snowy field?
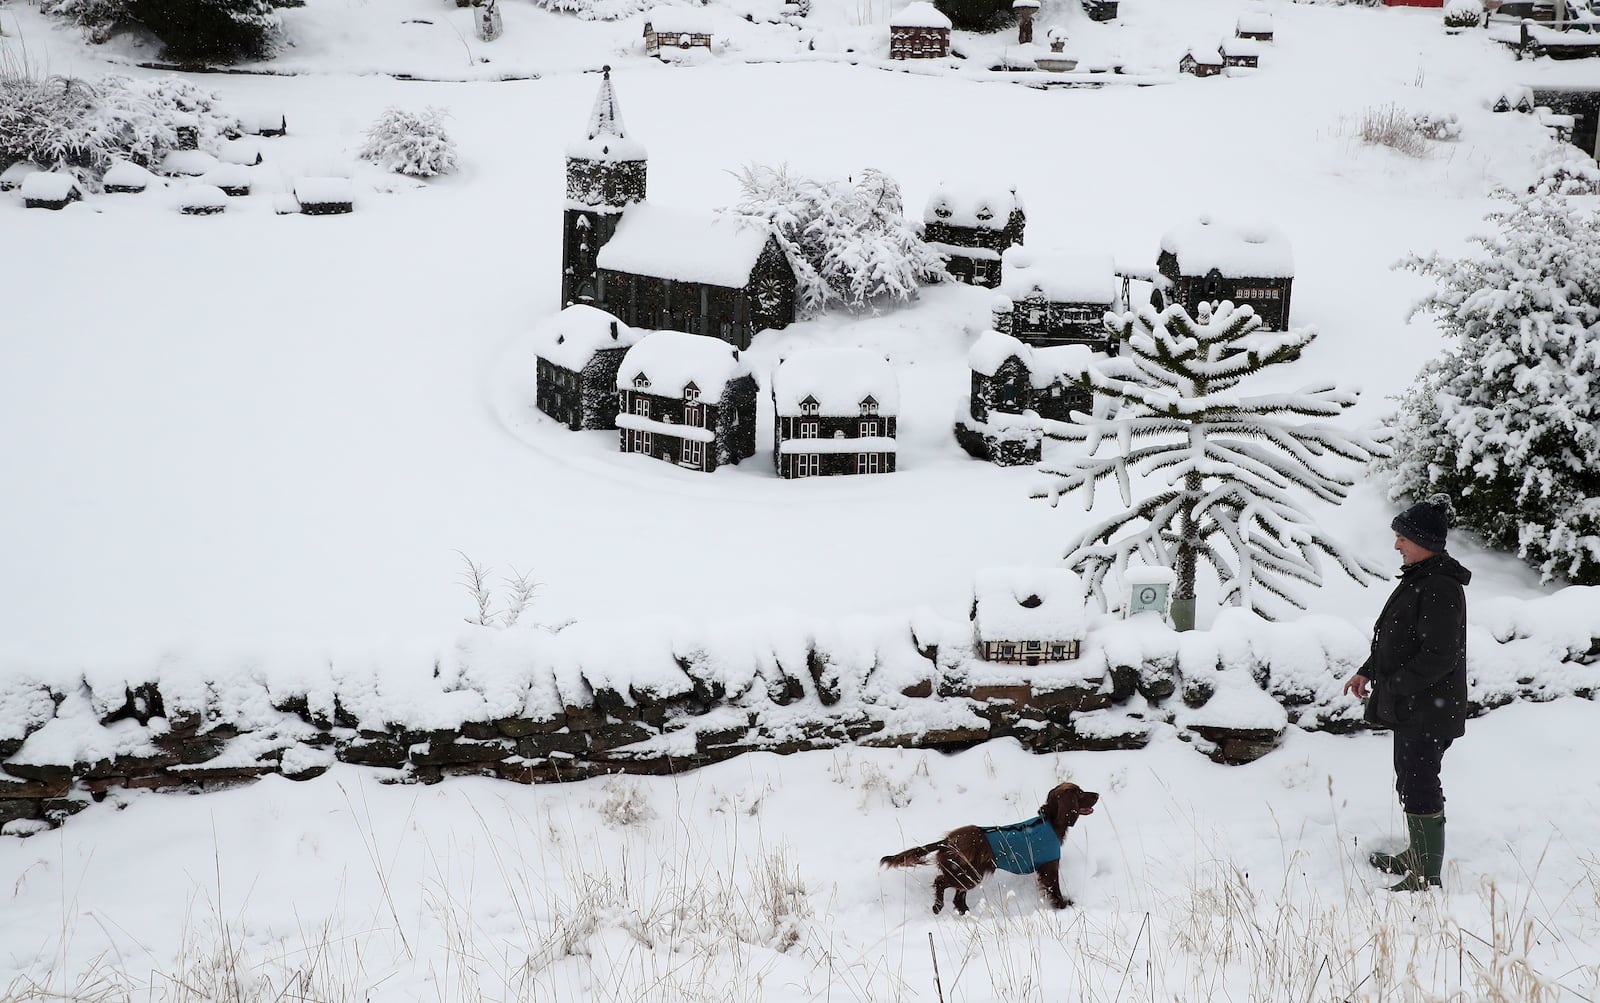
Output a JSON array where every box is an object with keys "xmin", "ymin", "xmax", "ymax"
[{"xmin": 3, "ymin": 0, "xmax": 1599, "ymax": 997}]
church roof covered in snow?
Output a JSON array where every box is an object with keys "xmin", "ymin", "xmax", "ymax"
[
  {"xmin": 536, "ymin": 304, "xmax": 644, "ymax": 372},
  {"xmin": 999, "ymin": 247, "xmax": 1118, "ymax": 305},
  {"xmin": 597, "ymin": 206, "xmax": 777, "ymax": 288},
  {"xmin": 891, "ymin": 1, "xmax": 952, "ymax": 28},
  {"xmin": 771, "ymin": 348, "xmax": 900, "ymax": 417},
  {"xmin": 566, "ymin": 67, "xmax": 647, "ymax": 163},
  {"xmin": 972, "ymin": 567, "xmax": 1090, "ymax": 644},
  {"xmin": 1159, "ymin": 216, "xmax": 1294, "ymax": 278},
  {"xmin": 617, "ymin": 330, "xmax": 750, "ymax": 400},
  {"xmin": 925, "ymin": 184, "xmax": 1023, "ymax": 229}
]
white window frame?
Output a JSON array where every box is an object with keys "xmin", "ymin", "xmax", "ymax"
[
  {"xmin": 856, "ymin": 452, "xmax": 881, "ymax": 474},
  {"xmin": 859, "ymin": 419, "xmax": 877, "ymax": 437},
  {"xmin": 799, "ymin": 421, "xmax": 819, "ymax": 440},
  {"xmin": 634, "ymin": 398, "xmax": 650, "ymax": 418},
  {"xmin": 684, "ymin": 402, "xmax": 703, "ymax": 427},
  {"xmin": 795, "ymin": 453, "xmax": 820, "ymax": 477},
  {"xmin": 681, "ymin": 439, "xmax": 703, "ymax": 466}
]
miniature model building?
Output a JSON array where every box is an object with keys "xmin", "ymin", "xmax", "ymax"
[
  {"xmin": 643, "ymin": 6, "xmax": 713, "ymax": 57},
  {"xmin": 889, "ymin": 2, "xmax": 952, "ymax": 59},
  {"xmin": 971, "ymin": 567, "xmax": 1089, "ymax": 665},
  {"xmin": 20, "ymin": 172, "xmax": 82, "ymax": 210},
  {"xmin": 1081, "ymin": 0, "xmax": 1118, "ymax": 21},
  {"xmin": 1153, "ymin": 216, "xmax": 1294, "ymax": 330},
  {"xmin": 1235, "ymin": 12, "xmax": 1274, "ymax": 40},
  {"xmin": 1218, "ymin": 36, "xmax": 1262, "ymax": 69},
  {"xmin": 923, "ymin": 185, "xmax": 1026, "ymax": 288},
  {"xmin": 993, "ymin": 248, "xmax": 1121, "ymax": 350},
  {"xmin": 954, "ymin": 331, "xmax": 1093, "ymax": 466},
  {"xmin": 562, "ymin": 66, "xmax": 648, "ymax": 309},
  {"xmin": 615, "ymin": 331, "xmax": 758, "ymax": 472},
  {"xmin": 1179, "ymin": 49, "xmax": 1224, "ymax": 76},
  {"xmin": 594, "ymin": 205, "xmax": 796, "ymax": 350},
  {"xmin": 535, "ymin": 305, "xmax": 644, "ymax": 431},
  {"xmin": 771, "ymin": 348, "xmax": 899, "ymax": 478}
]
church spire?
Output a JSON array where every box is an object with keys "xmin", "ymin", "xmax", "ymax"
[{"xmin": 587, "ymin": 65, "xmax": 628, "ymax": 143}]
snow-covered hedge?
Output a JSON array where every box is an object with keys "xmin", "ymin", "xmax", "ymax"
[
  {"xmin": 43, "ymin": 0, "xmax": 292, "ymax": 61},
  {"xmin": 357, "ymin": 106, "xmax": 459, "ymax": 178}
]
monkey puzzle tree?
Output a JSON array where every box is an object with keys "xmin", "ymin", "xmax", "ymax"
[{"xmin": 1034, "ymin": 302, "xmax": 1389, "ymax": 628}]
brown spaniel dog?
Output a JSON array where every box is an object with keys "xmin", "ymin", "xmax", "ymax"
[{"xmin": 880, "ymin": 782, "xmax": 1099, "ymax": 914}]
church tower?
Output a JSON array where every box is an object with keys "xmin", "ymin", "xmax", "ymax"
[{"xmin": 562, "ymin": 66, "xmax": 647, "ymax": 308}]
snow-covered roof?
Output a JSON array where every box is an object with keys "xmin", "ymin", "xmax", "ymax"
[
  {"xmin": 771, "ymin": 348, "xmax": 900, "ymax": 417},
  {"xmin": 891, "ymin": 1, "xmax": 952, "ymax": 28},
  {"xmin": 159, "ymin": 151, "xmax": 218, "ymax": 177},
  {"xmin": 537, "ymin": 304, "xmax": 644, "ymax": 372},
  {"xmin": 1159, "ymin": 216, "xmax": 1294, "ymax": 278},
  {"xmin": 103, "ymin": 162, "xmax": 155, "ymax": 190},
  {"xmin": 1236, "ymin": 12, "xmax": 1273, "ymax": 32},
  {"xmin": 294, "ymin": 177, "xmax": 355, "ymax": 205},
  {"xmin": 200, "ymin": 164, "xmax": 252, "ymax": 189},
  {"xmin": 973, "ymin": 567, "xmax": 1090, "ymax": 644},
  {"xmin": 645, "ymin": 5, "xmax": 714, "ymax": 32},
  {"xmin": 1220, "ymin": 36, "xmax": 1263, "ymax": 57},
  {"xmin": 0, "ymin": 162, "xmax": 41, "ymax": 189},
  {"xmin": 999, "ymin": 247, "xmax": 1118, "ymax": 305},
  {"xmin": 616, "ymin": 330, "xmax": 750, "ymax": 399},
  {"xmin": 178, "ymin": 185, "xmax": 229, "ymax": 210},
  {"xmin": 924, "ymin": 185, "xmax": 1022, "ymax": 229},
  {"xmin": 598, "ymin": 205, "xmax": 776, "ymax": 288},
  {"xmin": 236, "ymin": 107, "xmax": 286, "ymax": 134},
  {"xmin": 20, "ymin": 172, "xmax": 80, "ymax": 201},
  {"xmin": 566, "ymin": 68, "xmax": 648, "ymax": 163},
  {"xmin": 969, "ymin": 329, "xmax": 1032, "ymax": 379},
  {"xmin": 1184, "ymin": 48, "xmax": 1224, "ymax": 65}
]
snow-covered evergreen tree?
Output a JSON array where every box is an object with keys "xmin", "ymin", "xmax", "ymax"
[
  {"xmin": 731, "ymin": 164, "xmax": 944, "ymax": 317},
  {"xmin": 44, "ymin": 0, "xmax": 292, "ymax": 60},
  {"xmin": 358, "ymin": 107, "xmax": 459, "ymax": 178},
  {"xmin": 1384, "ymin": 191, "xmax": 1600, "ymax": 585},
  {"xmin": 1035, "ymin": 302, "xmax": 1389, "ymax": 627}
]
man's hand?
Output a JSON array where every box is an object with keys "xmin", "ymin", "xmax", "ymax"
[{"xmin": 1342, "ymin": 673, "xmax": 1371, "ymax": 698}]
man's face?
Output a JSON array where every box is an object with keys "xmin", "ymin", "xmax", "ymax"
[{"xmin": 1394, "ymin": 533, "xmax": 1434, "ymax": 566}]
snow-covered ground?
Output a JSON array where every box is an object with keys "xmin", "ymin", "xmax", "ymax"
[{"xmin": 3, "ymin": 0, "xmax": 1598, "ymax": 996}]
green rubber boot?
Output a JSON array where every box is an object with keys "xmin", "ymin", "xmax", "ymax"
[
  {"xmin": 1369, "ymin": 844, "xmax": 1410, "ymax": 876},
  {"xmin": 1388, "ymin": 813, "xmax": 1445, "ymax": 892}
]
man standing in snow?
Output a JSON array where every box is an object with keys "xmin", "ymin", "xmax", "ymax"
[{"xmin": 1342, "ymin": 494, "xmax": 1471, "ymax": 892}]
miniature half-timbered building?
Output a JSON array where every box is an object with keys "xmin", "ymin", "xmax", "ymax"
[
  {"xmin": 1235, "ymin": 12, "xmax": 1274, "ymax": 41},
  {"xmin": 20, "ymin": 172, "xmax": 82, "ymax": 210},
  {"xmin": 971, "ymin": 567, "xmax": 1090, "ymax": 665},
  {"xmin": 923, "ymin": 186, "xmax": 1026, "ymax": 289},
  {"xmin": 615, "ymin": 331, "xmax": 758, "ymax": 472},
  {"xmin": 1218, "ymin": 36, "xmax": 1262, "ymax": 69},
  {"xmin": 643, "ymin": 6, "xmax": 714, "ymax": 57},
  {"xmin": 595, "ymin": 206, "xmax": 796, "ymax": 350},
  {"xmin": 535, "ymin": 305, "xmax": 645, "ymax": 431},
  {"xmin": 771, "ymin": 348, "xmax": 899, "ymax": 478},
  {"xmin": 562, "ymin": 67, "xmax": 648, "ymax": 309},
  {"xmin": 954, "ymin": 330, "xmax": 1094, "ymax": 466},
  {"xmin": 889, "ymin": 2, "xmax": 952, "ymax": 59},
  {"xmin": 1179, "ymin": 48, "xmax": 1224, "ymax": 76},
  {"xmin": 994, "ymin": 248, "xmax": 1120, "ymax": 350},
  {"xmin": 1154, "ymin": 216, "xmax": 1294, "ymax": 330}
]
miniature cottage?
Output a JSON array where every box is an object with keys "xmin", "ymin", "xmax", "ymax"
[
  {"xmin": 0, "ymin": 162, "xmax": 41, "ymax": 191},
  {"xmin": 615, "ymin": 331, "xmax": 758, "ymax": 472},
  {"xmin": 1081, "ymin": 0, "xmax": 1118, "ymax": 21},
  {"xmin": 889, "ymin": 2, "xmax": 952, "ymax": 59},
  {"xmin": 923, "ymin": 186, "xmax": 1026, "ymax": 289},
  {"xmin": 771, "ymin": 348, "xmax": 899, "ymax": 478},
  {"xmin": 1218, "ymin": 36, "xmax": 1262, "ymax": 69},
  {"xmin": 293, "ymin": 177, "xmax": 355, "ymax": 215},
  {"xmin": 159, "ymin": 150, "xmax": 218, "ymax": 178},
  {"xmin": 644, "ymin": 6, "xmax": 714, "ymax": 56},
  {"xmin": 535, "ymin": 305, "xmax": 645, "ymax": 431},
  {"xmin": 20, "ymin": 172, "xmax": 82, "ymax": 210},
  {"xmin": 235, "ymin": 108, "xmax": 288, "ymax": 137},
  {"xmin": 1179, "ymin": 48, "xmax": 1224, "ymax": 77},
  {"xmin": 971, "ymin": 567, "xmax": 1090, "ymax": 665},
  {"xmin": 1154, "ymin": 216, "xmax": 1294, "ymax": 331},
  {"xmin": 595, "ymin": 205, "xmax": 796, "ymax": 350},
  {"xmin": 994, "ymin": 247, "xmax": 1120, "ymax": 349},
  {"xmin": 1235, "ymin": 12, "xmax": 1274, "ymax": 40},
  {"xmin": 563, "ymin": 66, "xmax": 649, "ymax": 309},
  {"xmin": 954, "ymin": 331, "xmax": 1093, "ymax": 466},
  {"xmin": 103, "ymin": 162, "xmax": 156, "ymax": 194},
  {"xmin": 178, "ymin": 185, "xmax": 229, "ymax": 216}
]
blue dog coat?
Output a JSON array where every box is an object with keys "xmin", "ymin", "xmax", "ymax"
[{"xmin": 981, "ymin": 815, "xmax": 1060, "ymax": 874}]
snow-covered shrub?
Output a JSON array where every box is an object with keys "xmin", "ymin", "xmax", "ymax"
[
  {"xmin": 1356, "ymin": 104, "xmax": 1430, "ymax": 157},
  {"xmin": 1443, "ymin": 0, "xmax": 1482, "ymax": 29},
  {"xmin": 358, "ymin": 106, "xmax": 458, "ymax": 178},
  {"xmin": 526, "ymin": 0, "xmax": 652, "ymax": 21},
  {"xmin": 1411, "ymin": 110, "xmax": 1461, "ymax": 141},
  {"xmin": 1385, "ymin": 191, "xmax": 1600, "ymax": 586},
  {"xmin": 1530, "ymin": 156, "xmax": 1600, "ymax": 196},
  {"xmin": 43, "ymin": 0, "xmax": 291, "ymax": 60},
  {"xmin": 731, "ymin": 164, "xmax": 943, "ymax": 317},
  {"xmin": 597, "ymin": 775, "xmax": 655, "ymax": 827},
  {"xmin": 0, "ymin": 72, "xmax": 229, "ymax": 181}
]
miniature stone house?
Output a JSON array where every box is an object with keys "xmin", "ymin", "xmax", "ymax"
[
  {"xmin": 615, "ymin": 331, "xmax": 758, "ymax": 472},
  {"xmin": 20, "ymin": 172, "xmax": 82, "ymax": 210},
  {"xmin": 954, "ymin": 330, "xmax": 1093, "ymax": 466},
  {"xmin": 771, "ymin": 348, "xmax": 899, "ymax": 478},
  {"xmin": 0, "ymin": 162, "xmax": 42, "ymax": 191},
  {"xmin": 595, "ymin": 205, "xmax": 796, "ymax": 350},
  {"xmin": 923, "ymin": 186, "xmax": 1026, "ymax": 288},
  {"xmin": 889, "ymin": 2, "xmax": 952, "ymax": 59},
  {"xmin": 643, "ymin": 6, "xmax": 714, "ymax": 56},
  {"xmin": 994, "ymin": 248, "xmax": 1121, "ymax": 350},
  {"xmin": 1235, "ymin": 12, "xmax": 1274, "ymax": 41},
  {"xmin": 971, "ymin": 567, "xmax": 1090, "ymax": 665},
  {"xmin": 535, "ymin": 305, "xmax": 644, "ymax": 431},
  {"xmin": 1154, "ymin": 216, "xmax": 1294, "ymax": 331},
  {"xmin": 1218, "ymin": 36, "xmax": 1262, "ymax": 69},
  {"xmin": 562, "ymin": 67, "xmax": 648, "ymax": 309},
  {"xmin": 293, "ymin": 177, "xmax": 355, "ymax": 215},
  {"xmin": 1179, "ymin": 49, "xmax": 1224, "ymax": 76},
  {"xmin": 1081, "ymin": 0, "xmax": 1118, "ymax": 21}
]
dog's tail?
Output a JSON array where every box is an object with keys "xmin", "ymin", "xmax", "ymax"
[{"xmin": 880, "ymin": 841, "xmax": 944, "ymax": 868}]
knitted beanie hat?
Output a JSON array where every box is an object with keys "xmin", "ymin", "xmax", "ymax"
[{"xmin": 1392, "ymin": 493, "xmax": 1455, "ymax": 553}]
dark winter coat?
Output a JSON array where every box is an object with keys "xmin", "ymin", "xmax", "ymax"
[{"xmin": 1360, "ymin": 553, "xmax": 1472, "ymax": 738}]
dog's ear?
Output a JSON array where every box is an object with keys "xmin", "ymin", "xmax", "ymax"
[{"xmin": 1044, "ymin": 783, "xmax": 1079, "ymax": 826}]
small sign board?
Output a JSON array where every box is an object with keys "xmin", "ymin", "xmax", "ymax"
[{"xmin": 1124, "ymin": 566, "xmax": 1177, "ymax": 620}]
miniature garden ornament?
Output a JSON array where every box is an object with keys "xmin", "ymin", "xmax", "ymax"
[{"xmin": 1048, "ymin": 27, "xmax": 1066, "ymax": 52}]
